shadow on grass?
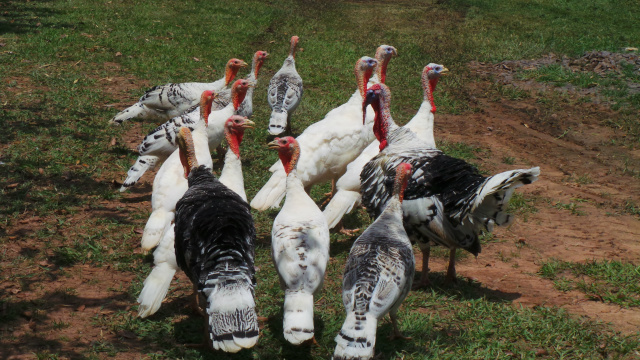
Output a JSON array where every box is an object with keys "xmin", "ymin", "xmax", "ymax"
[
  {"xmin": 0, "ymin": 292, "xmax": 133, "ymax": 359},
  {"xmin": 414, "ymin": 271, "xmax": 522, "ymax": 303},
  {"xmin": 0, "ymin": 0, "xmax": 72, "ymax": 36}
]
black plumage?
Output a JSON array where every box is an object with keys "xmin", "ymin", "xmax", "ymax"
[{"xmin": 174, "ymin": 164, "xmax": 258, "ymax": 352}]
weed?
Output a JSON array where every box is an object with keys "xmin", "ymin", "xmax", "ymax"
[
  {"xmin": 539, "ymin": 259, "xmax": 640, "ymax": 308},
  {"xmin": 502, "ymin": 156, "xmax": 516, "ymax": 165}
]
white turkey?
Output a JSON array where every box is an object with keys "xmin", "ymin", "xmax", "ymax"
[
  {"xmin": 250, "ymin": 45, "xmax": 397, "ymax": 211},
  {"xmin": 137, "ymin": 115, "xmax": 254, "ymax": 317},
  {"xmin": 333, "ymin": 163, "xmax": 414, "ymax": 360},
  {"xmin": 173, "ymin": 127, "xmax": 259, "ymax": 352},
  {"xmin": 267, "ymin": 35, "xmax": 303, "ymax": 135},
  {"xmin": 360, "ymin": 83, "xmax": 540, "ymax": 287},
  {"xmin": 237, "ymin": 50, "xmax": 269, "ymax": 118},
  {"xmin": 323, "ymin": 63, "xmax": 448, "ymax": 232},
  {"xmin": 120, "ymin": 79, "xmax": 251, "ymax": 191},
  {"xmin": 269, "ymin": 136, "xmax": 330, "ymax": 345},
  {"xmin": 110, "ymin": 58, "xmax": 247, "ymax": 125},
  {"xmin": 139, "ymin": 91, "xmax": 253, "ymax": 253}
]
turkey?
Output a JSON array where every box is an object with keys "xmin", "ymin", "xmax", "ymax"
[
  {"xmin": 120, "ymin": 79, "xmax": 252, "ymax": 191},
  {"xmin": 139, "ymin": 97, "xmax": 253, "ymax": 253},
  {"xmin": 119, "ymin": 91, "xmax": 214, "ymax": 191},
  {"xmin": 267, "ymin": 35, "xmax": 303, "ymax": 135},
  {"xmin": 323, "ymin": 63, "xmax": 448, "ymax": 232},
  {"xmin": 237, "ymin": 50, "xmax": 269, "ymax": 118},
  {"xmin": 173, "ymin": 127, "xmax": 259, "ymax": 352},
  {"xmin": 250, "ymin": 45, "xmax": 397, "ymax": 211},
  {"xmin": 269, "ymin": 137, "xmax": 330, "ymax": 345},
  {"xmin": 137, "ymin": 115, "xmax": 254, "ymax": 317},
  {"xmin": 333, "ymin": 163, "xmax": 414, "ymax": 360},
  {"xmin": 110, "ymin": 58, "xmax": 247, "ymax": 125},
  {"xmin": 360, "ymin": 83, "xmax": 540, "ymax": 287}
]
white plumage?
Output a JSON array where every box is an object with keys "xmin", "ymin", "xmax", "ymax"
[
  {"xmin": 137, "ymin": 116, "xmax": 253, "ymax": 317},
  {"xmin": 110, "ymin": 58, "xmax": 247, "ymax": 125},
  {"xmin": 269, "ymin": 137, "xmax": 330, "ymax": 344},
  {"xmin": 250, "ymin": 45, "xmax": 397, "ymax": 211},
  {"xmin": 237, "ymin": 50, "xmax": 269, "ymax": 118},
  {"xmin": 323, "ymin": 63, "xmax": 447, "ymax": 230}
]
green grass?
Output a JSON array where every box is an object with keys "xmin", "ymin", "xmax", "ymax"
[
  {"xmin": 539, "ymin": 260, "xmax": 640, "ymax": 308},
  {"xmin": 2, "ymin": 0, "xmax": 640, "ymax": 359},
  {"xmin": 507, "ymin": 193, "xmax": 538, "ymax": 222}
]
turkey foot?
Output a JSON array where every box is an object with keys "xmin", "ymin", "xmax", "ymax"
[
  {"xmin": 412, "ymin": 246, "xmax": 431, "ymax": 289},
  {"xmin": 339, "ymin": 227, "xmax": 360, "ymax": 236},
  {"xmin": 443, "ymin": 248, "xmax": 458, "ymax": 285},
  {"xmin": 388, "ymin": 312, "xmax": 411, "ymax": 340},
  {"xmin": 190, "ymin": 284, "xmax": 206, "ymax": 316},
  {"xmin": 332, "ymin": 220, "xmax": 360, "ymax": 236},
  {"xmin": 302, "ymin": 336, "xmax": 319, "ymax": 346},
  {"xmin": 320, "ymin": 179, "xmax": 337, "ymax": 207}
]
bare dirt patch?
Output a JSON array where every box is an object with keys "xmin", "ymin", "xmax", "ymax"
[{"xmin": 419, "ymin": 58, "xmax": 640, "ymax": 333}]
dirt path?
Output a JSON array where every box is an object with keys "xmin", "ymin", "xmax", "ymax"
[{"xmin": 420, "ymin": 78, "xmax": 640, "ymax": 334}]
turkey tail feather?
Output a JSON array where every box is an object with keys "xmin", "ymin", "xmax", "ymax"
[
  {"xmin": 141, "ymin": 209, "xmax": 173, "ymax": 252},
  {"xmin": 205, "ymin": 278, "xmax": 259, "ymax": 353},
  {"xmin": 283, "ymin": 291, "xmax": 314, "ymax": 345},
  {"xmin": 323, "ymin": 190, "xmax": 362, "ymax": 229},
  {"xmin": 120, "ymin": 155, "xmax": 158, "ymax": 192},
  {"xmin": 459, "ymin": 166, "xmax": 540, "ymax": 229},
  {"xmin": 333, "ymin": 312, "xmax": 377, "ymax": 360},
  {"xmin": 268, "ymin": 111, "xmax": 288, "ymax": 135},
  {"xmin": 250, "ymin": 169, "xmax": 286, "ymax": 211},
  {"xmin": 110, "ymin": 104, "xmax": 146, "ymax": 125},
  {"xmin": 137, "ymin": 224, "xmax": 177, "ymax": 318}
]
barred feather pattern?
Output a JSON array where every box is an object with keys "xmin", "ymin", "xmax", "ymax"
[
  {"xmin": 111, "ymin": 81, "xmax": 222, "ymax": 125},
  {"xmin": 174, "ymin": 166, "xmax": 258, "ymax": 352},
  {"xmin": 120, "ymin": 106, "xmax": 201, "ymax": 190},
  {"xmin": 268, "ymin": 57, "xmax": 303, "ymax": 135},
  {"xmin": 334, "ymin": 197, "xmax": 414, "ymax": 360},
  {"xmin": 360, "ymin": 127, "xmax": 539, "ymax": 255}
]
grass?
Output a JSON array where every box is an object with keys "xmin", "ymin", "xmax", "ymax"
[
  {"xmin": 539, "ymin": 259, "xmax": 640, "ymax": 308},
  {"xmin": 2, "ymin": 0, "xmax": 640, "ymax": 359}
]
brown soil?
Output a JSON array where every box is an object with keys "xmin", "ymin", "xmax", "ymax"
[{"xmin": 2, "ymin": 52, "xmax": 640, "ymax": 358}]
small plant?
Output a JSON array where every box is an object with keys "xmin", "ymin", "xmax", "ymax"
[
  {"xmin": 502, "ymin": 156, "xmax": 516, "ymax": 165},
  {"xmin": 508, "ymin": 193, "xmax": 538, "ymax": 221},
  {"xmin": 554, "ymin": 200, "xmax": 586, "ymax": 216},
  {"xmin": 52, "ymin": 319, "xmax": 71, "ymax": 330}
]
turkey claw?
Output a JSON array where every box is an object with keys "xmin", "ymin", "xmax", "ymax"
[{"xmin": 339, "ymin": 228, "xmax": 361, "ymax": 236}]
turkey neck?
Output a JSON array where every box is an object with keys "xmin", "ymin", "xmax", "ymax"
[
  {"xmin": 421, "ymin": 70, "xmax": 439, "ymax": 114},
  {"xmin": 219, "ymin": 148, "xmax": 246, "ymax": 201},
  {"xmin": 372, "ymin": 92, "xmax": 399, "ymax": 150},
  {"xmin": 232, "ymin": 87, "xmax": 248, "ymax": 111}
]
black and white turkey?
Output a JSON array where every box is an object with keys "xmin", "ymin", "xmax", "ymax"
[
  {"xmin": 173, "ymin": 127, "xmax": 259, "ymax": 352},
  {"xmin": 360, "ymin": 83, "xmax": 540, "ymax": 287},
  {"xmin": 333, "ymin": 163, "xmax": 414, "ymax": 360},
  {"xmin": 110, "ymin": 58, "xmax": 247, "ymax": 125},
  {"xmin": 267, "ymin": 35, "xmax": 303, "ymax": 135}
]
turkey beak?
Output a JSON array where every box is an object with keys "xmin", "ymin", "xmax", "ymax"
[
  {"xmin": 239, "ymin": 60, "xmax": 249, "ymax": 68},
  {"xmin": 267, "ymin": 140, "xmax": 281, "ymax": 149},
  {"xmin": 248, "ymin": 81, "xmax": 257, "ymax": 88},
  {"xmin": 441, "ymin": 67, "xmax": 449, "ymax": 75},
  {"xmin": 241, "ymin": 119, "xmax": 255, "ymax": 129}
]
